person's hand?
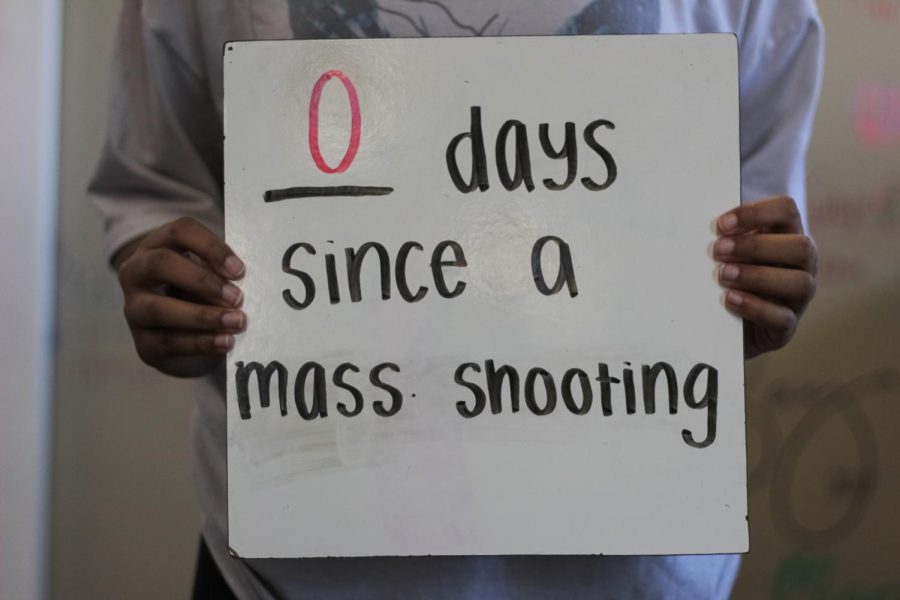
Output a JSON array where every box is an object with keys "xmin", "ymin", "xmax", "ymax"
[
  {"xmin": 115, "ymin": 217, "xmax": 246, "ymax": 377},
  {"xmin": 714, "ymin": 196, "xmax": 817, "ymax": 359}
]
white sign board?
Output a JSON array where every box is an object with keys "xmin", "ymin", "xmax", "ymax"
[{"xmin": 224, "ymin": 35, "xmax": 746, "ymax": 558}]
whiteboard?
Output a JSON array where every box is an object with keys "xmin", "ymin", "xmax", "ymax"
[{"xmin": 224, "ymin": 35, "xmax": 746, "ymax": 558}]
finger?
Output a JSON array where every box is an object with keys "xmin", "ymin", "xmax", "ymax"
[
  {"xmin": 121, "ymin": 248, "xmax": 243, "ymax": 307},
  {"xmin": 125, "ymin": 293, "xmax": 246, "ymax": 332},
  {"xmin": 718, "ymin": 196, "xmax": 804, "ymax": 235},
  {"xmin": 724, "ymin": 289, "xmax": 797, "ymax": 337},
  {"xmin": 718, "ymin": 263, "xmax": 816, "ymax": 308},
  {"xmin": 134, "ymin": 330, "xmax": 234, "ymax": 362},
  {"xmin": 144, "ymin": 217, "xmax": 245, "ymax": 279},
  {"xmin": 714, "ymin": 233, "xmax": 817, "ymax": 271}
]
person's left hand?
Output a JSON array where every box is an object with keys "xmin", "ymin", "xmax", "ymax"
[{"xmin": 714, "ymin": 195, "xmax": 817, "ymax": 359}]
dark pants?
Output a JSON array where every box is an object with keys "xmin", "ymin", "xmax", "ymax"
[{"xmin": 193, "ymin": 538, "xmax": 238, "ymax": 600}]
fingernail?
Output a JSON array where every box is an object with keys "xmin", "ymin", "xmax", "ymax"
[
  {"xmin": 215, "ymin": 334, "xmax": 234, "ymax": 350},
  {"xmin": 715, "ymin": 238, "xmax": 735, "ymax": 255},
  {"xmin": 224, "ymin": 255, "xmax": 245, "ymax": 278},
  {"xmin": 222, "ymin": 311, "xmax": 245, "ymax": 330},
  {"xmin": 721, "ymin": 264, "xmax": 740, "ymax": 281},
  {"xmin": 719, "ymin": 213, "xmax": 738, "ymax": 232},
  {"xmin": 727, "ymin": 290, "xmax": 744, "ymax": 306},
  {"xmin": 222, "ymin": 283, "xmax": 243, "ymax": 306}
]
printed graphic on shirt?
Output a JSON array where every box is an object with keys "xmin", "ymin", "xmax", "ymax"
[
  {"xmin": 286, "ymin": 0, "xmax": 661, "ymax": 39},
  {"xmin": 559, "ymin": 0, "xmax": 661, "ymax": 34}
]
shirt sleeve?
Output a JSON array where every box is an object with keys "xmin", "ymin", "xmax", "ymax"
[
  {"xmin": 738, "ymin": 8, "xmax": 825, "ymax": 230},
  {"xmin": 89, "ymin": 0, "xmax": 224, "ymax": 264}
]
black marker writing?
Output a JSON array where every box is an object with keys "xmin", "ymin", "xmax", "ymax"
[
  {"xmin": 453, "ymin": 360, "xmax": 719, "ymax": 448},
  {"xmin": 235, "ymin": 360, "xmax": 406, "ymax": 420},
  {"xmin": 446, "ymin": 106, "xmax": 617, "ymax": 194},
  {"xmin": 264, "ymin": 186, "xmax": 394, "ymax": 202},
  {"xmin": 531, "ymin": 236, "xmax": 579, "ymax": 298},
  {"xmin": 280, "ymin": 240, "xmax": 469, "ymax": 310},
  {"xmin": 539, "ymin": 122, "xmax": 578, "ymax": 191},
  {"xmin": 495, "ymin": 119, "xmax": 535, "ymax": 192}
]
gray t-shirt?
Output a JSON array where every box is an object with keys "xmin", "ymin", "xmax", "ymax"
[{"xmin": 90, "ymin": 1, "xmax": 824, "ymax": 598}]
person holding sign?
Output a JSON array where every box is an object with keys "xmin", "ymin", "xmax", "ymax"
[{"xmin": 92, "ymin": 1, "xmax": 822, "ymax": 598}]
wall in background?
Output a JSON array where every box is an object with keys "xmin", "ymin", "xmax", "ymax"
[
  {"xmin": 50, "ymin": 3, "xmax": 198, "ymax": 599},
  {"xmin": 0, "ymin": 1, "xmax": 61, "ymax": 599},
  {"xmin": 732, "ymin": 1, "xmax": 900, "ymax": 598}
]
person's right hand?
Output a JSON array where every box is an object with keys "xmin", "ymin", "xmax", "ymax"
[{"xmin": 114, "ymin": 217, "xmax": 246, "ymax": 378}]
